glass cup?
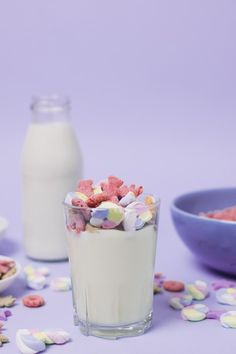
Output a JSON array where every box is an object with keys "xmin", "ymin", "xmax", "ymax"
[{"xmin": 64, "ymin": 195, "xmax": 160, "ymax": 339}]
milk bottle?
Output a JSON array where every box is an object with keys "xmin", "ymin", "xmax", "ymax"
[{"xmin": 21, "ymin": 95, "xmax": 82, "ymax": 260}]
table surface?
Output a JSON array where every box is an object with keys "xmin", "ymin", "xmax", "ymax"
[{"xmin": 1, "ymin": 117, "xmax": 236, "ymax": 354}]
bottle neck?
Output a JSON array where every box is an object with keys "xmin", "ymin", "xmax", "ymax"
[{"xmin": 30, "ymin": 95, "xmax": 71, "ymax": 123}]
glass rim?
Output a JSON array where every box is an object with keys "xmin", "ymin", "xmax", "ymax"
[{"xmin": 63, "ymin": 193, "xmax": 160, "ymax": 211}]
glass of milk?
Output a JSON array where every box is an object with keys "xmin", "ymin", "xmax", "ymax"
[
  {"xmin": 64, "ymin": 197, "xmax": 160, "ymax": 339},
  {"xmin": 21, "ymin": 95, "xmax": 82, "ymax": 260}
]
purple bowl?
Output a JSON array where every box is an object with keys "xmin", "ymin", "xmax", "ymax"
[{"xmin": 171, "ymin": 188, "xmax": 236, "ymax": 275}]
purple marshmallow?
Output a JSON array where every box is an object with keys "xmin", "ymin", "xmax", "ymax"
[
  {"xmin": 207, "ymin": 310, "xmax": 225, "ymax": 320},
  {"xmin": 212, "ymin": 279, "xmax": 236, "ymax": 291}
]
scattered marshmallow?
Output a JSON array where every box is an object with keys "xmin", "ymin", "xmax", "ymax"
[{"xmin": 50, "ymin": 277, "xmax": 71, "ymax": 292}]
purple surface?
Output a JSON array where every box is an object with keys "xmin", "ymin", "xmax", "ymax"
[{"xmin": 0, "ymin": 0, "xmax": 236, "ymax": 353}]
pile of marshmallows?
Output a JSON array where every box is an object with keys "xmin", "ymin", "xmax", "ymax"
[
  {"xmin": 65, "ymin": 176, "xmax": 156, "ymax": 233},
  {"xmin": 155, "ymin": 275, "xmax": 236, "ymax": 329}
]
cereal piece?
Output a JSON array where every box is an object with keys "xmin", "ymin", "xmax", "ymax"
[
  {"xmin": 108, "ymin": 176, "xmax": 124, "ymax": 188},
  {"xmin": 0, "ymin": 259, "xmax": 15, "ymax": 267},
  {"xmin": 129, "ymin": 184, "xmax": 143, "ymax": 197},
  {"xmin": 75, "ymin": 214, "xmax": 86, "ymax": 232},
  {"xmin": 101, "ymin": 182, "xmax": 117, "ymax": 197},
  {"xmin": 76, "ymin": 179, "xmax": 93, "ymax": 197},
  {"xmin": 0, "ymin": 259, "xmax": 12, "ymax": 265},
  {"xmin": 119, "ymin": 191, "xmax": 136, "ymax": 207},
  {"xmin": 100, "ymin": 176, "xmax": 124, "ymax": 198},
  {"xmin": 169, "ymin": 294, "xmax": 193, "ymax": 310},
  {"xmin": 1, "ymin": 266, "xmax": 16, "ymax": 279},
  {"xmin": 153, "ymin": 283, "xmax": 162, "ymax": 295},
  {"xmin": 0, "ymin": 333, "xmax": 9, "ymax": 347},
  {"xmin": 67, "ymin": 211, "xmax": 86, "ymax": 233},
  {"xmin": 163, "ymin": 280, "xmax": 185, "ymax": 292},
  {"xmin": 0, "ymin": 258, "xmax": 16, "ymax": 280},
  {"xmin": 117, "ymin": 185, "xmax": 129, "ymax": 198},
  {"xmin": 71, "ymin": 198, "xmax": 88, "ymax": 208},
  {"xmin": 0, "ymin": 295, "xmax": 16, "ymax": 307},
  {"xmin": 50, "ymin": 277, "xmax": 71, "ymax": 291},
  {"xmin": 181, "ymin": 304, "xmax": 209, "ymax": 322},
  {"xmin": 87, "ymin": 192, "xmax": 110, "ymax": 207},
  {"xmin": 71, "ymin": 198, "xmax": 92, "ymax": 221},
  {"xmin": 109, "ymin": 195, "xmax": 119, "ymax": 204},
  {"xmin": 186, "ymin": 280, "xmax": 209, "ymax": 300},
  {"xmin": 216, "ymin": 288, "xmax": 236, "ymax": 305},
  {"xmin": 220, "ymin": 311, "xmax": 236, "ymax": 328},
  {"xmin": 22, "ymin": 295, "xmax": 45, "ymax": 308},
  {"xmin": 16, "ymin": 329, "xmax": 46, "ymax": 354},
  {"xmin": 201, "ymin": 206, "xmax": 236, "ymax": 222},
  {"xmin": 212, "ymin": 279, "xmax": 236, "ymax": 291},
  {"xmin": 0, "ymin": 264, "xmax": 10, "ymax": 274}
]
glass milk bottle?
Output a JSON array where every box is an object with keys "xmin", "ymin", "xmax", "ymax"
[{"xmin": 21, "ymin": 95, "xmax": 82, "ymax": 260}]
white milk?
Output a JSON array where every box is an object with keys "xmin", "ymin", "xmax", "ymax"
[
  {"xmin": 21, "ymin": 97, "xmax": 82, "ymax": 260},
  {"xmin": 67, "ymin": 225, "xmax": 157, "ymax": 325}
]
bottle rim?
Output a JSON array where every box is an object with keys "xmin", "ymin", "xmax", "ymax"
[{"xmin": 30, "ymin": 94, "xmax": 70, "ymax": 113}]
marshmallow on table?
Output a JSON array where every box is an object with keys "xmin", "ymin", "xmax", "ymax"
[
  {"xmin": 181, "ymin": 304, "xmax": 209, "ymax": 322},
  {"xmin": 186, "ymin": 280, "xmax": 209, "ymax": 300},
  {"xmin": 16, "ymin": 328, "xmax": 71, "ymax": 354},
  {"xmin": 23, "ymin": 265, "xmax": 49, "ymax": 290},
  {"xmin": 216, "ymin": 288, "xmax": 236, "ymax": 305},
  {"xmin": 50, "ymin": 277, "xmax": 71, "ymax": 291}
]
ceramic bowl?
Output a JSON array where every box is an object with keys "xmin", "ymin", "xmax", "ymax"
[
  {"xmin": 171, "ymin": 188, "xmax": 236, "ymax": 275},
  {"xmin": 0, "ymin": 217, "xmax": 8, "ymax": 241}
]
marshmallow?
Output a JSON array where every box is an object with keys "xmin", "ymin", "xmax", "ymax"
[
  {"xmin": 181, "ymin": 304, "xmax": 209, "ymax": 322},
  {"xmin": 50, "ymin": 277, "xmax": 71, "ymax": 291},
  {"xmin": 16, "ymin": 329, "xmax": 46, "ymax": 354},
  {"xmin": 186, "ymin": 280, "xmax": 209, "ymax": 300},
  {"xmin": 220, "ymin": 311, "xmax": 236, "ymax": 328},
  {"xmin": 216, "ymin": 288, "xmax": 236, "ymax": 306},
  {"xmin": 119, "ymin": 191, "xmax": 136, "ymax": 207},
  {"xmin": 169, "ymin": 294, "xmax": 193, "ymax": 310}
]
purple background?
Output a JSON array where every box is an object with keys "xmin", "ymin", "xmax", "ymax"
[{"xmin": 0, "ymin": 0, "xmax": 236, "ymax": 353}]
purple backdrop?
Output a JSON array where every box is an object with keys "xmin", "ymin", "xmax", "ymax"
[{"xmin": 0, "ymin": 1, "xmax": 236, "ymax": 353}]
